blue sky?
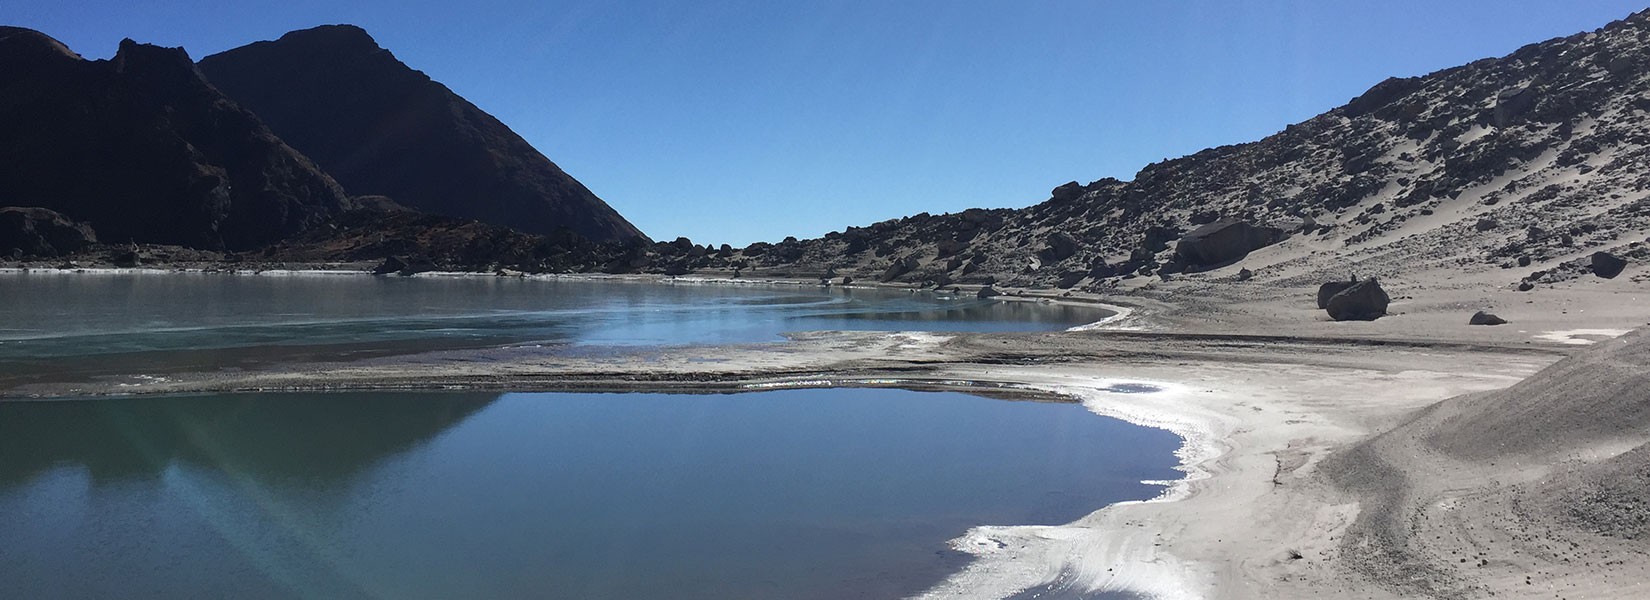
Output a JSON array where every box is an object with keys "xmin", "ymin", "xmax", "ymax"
[{"xmin": 9, "ymin": 1, "xmax": 1648, "ymax": 245}]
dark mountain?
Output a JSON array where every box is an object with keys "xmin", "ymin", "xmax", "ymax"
[
  {"xmin": 198, "ymin": 25, "xmax": 647, "ymax": 243},
  {"xmin": 717, "ymin": 9, "xmax": 1650, "ymax": 289},
  {"xmin": 0, "ymin": 27, "xmax": 350, "ymax": 250}
]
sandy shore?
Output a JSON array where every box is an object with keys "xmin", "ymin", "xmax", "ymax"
[{"xmin": 5, "ymin": 266, "xmax": 1649, "ymax": 599}]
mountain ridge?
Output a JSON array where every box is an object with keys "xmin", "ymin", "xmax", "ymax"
[
  {"xmin": 0, "ymin": 28, "xmax": 351, "ymax": 250},
  {"xmin": 702, "ymin": 8, "xmax": 1650, "ymax": 290},
  {"xmin": 198, "ymin": 25, "xmax": 648, "ymax": 243}
]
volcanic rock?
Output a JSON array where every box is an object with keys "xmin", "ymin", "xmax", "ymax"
[
  {"xmin": 1470, "ymin": 311, "xmax": 1509, "ymax": 325},
  {"xmin": 0, "ymin": 28, "xmax": 349, "ymax": 250},
  {"xmin": 199, "ymin": 25, "xmax": 645, "ymax": 242},
  {"xmin": 1592, "ymin": 251, "xmax": 1627, "ymax": 279},
  {"xmin": 0, "ymin": 207, "xmax": 97, "ymax": 257},
  {"xmin": 1174, "ymin": 220, "xmax": 1285, "ymax": 270},
  {"xmin": 1325, "ymin": 278, "xmax": 1390, "ymax": 321},
  {"xmin": 1317, "ymin": 277, "xmax": 1359, "ymax": 309},
  {"xmin": 881, "ymin": 255, "xmax": 920, "ymax": 282}
]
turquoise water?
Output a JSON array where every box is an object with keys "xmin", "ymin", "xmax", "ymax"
[
  {"xmin": 0, "ymin": 389, "xmax": 1181, "ymax": 599},
  {"xmin": 0, "ymin": 272, "xmax": 1106, "ymax": 387}
]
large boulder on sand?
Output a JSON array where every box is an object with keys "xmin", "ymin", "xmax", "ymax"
[
  {"xmin": 1174, "ymin": 219, "xmax": 1284, "ymax": 269},
  {"xmin": 0, "ymin": 207, "xmax": 97, "ymax": 257},
  {"xmin": 977, "ymin": 285, "xmax": 1000, "ymax": 299},
  {"xmin": 1470, "ymin": 311, "xmax": 1508, "ymax": 326},
  {"xmin": 1592, "ymin": 251, "xmax": 1627, "ymax": 279},
  {"xmin": 1326, "ymin": 278, "xmax": 1390, "ymax": 321},
  {"xmin": 1316, "ymin": 277, "xmax": 1358, "ymax": 309}
]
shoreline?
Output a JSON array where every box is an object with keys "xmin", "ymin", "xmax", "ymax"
[{"xmin": 3, "ymin": 268, "xmax": 1640, "ymax": 598}]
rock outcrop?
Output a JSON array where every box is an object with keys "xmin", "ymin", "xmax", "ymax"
[
  {"xmin": 198, "ymin": 25, "xmax": 646, "ymax": 242},
  {"xmin": 0, "ymin": 207, "xmax": 97, "ymax": 257},
  {"xmin": 1172, "ymin": 220, "xmax": 1285, "ymax": 270},
  {"xmin": 0, "ymin": 28, "xmax": 351, "ymax": 250}
]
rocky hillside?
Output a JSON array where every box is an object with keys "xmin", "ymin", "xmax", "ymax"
[
  {"xmin": 717, "ymin": 9, "xmax": 1650, "ymax": 292},
  {"xmin": 198, "ymin": 25, "xmax": 647, "ymax": 243},
  {"xmin": 0, "ymin": 27, "xmax": 350, "ymax": 250}
]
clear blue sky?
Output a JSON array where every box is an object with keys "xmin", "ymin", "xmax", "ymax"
[{"xmin": 9, "ymin": 1, "xmax": 1648, "ymax": 245}]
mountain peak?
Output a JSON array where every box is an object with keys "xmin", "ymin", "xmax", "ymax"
[
  {"xmin": 0, "ymin": 26, "xmax": 81, "ymax": 66},
  {"xmin": 200, "ymin": 27, "xmax": 648, "ymax": 242},
  {"xmin": 273, "ymin": 24, "xmax": 382, "ymax": 53}
]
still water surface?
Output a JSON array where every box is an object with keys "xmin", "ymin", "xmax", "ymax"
[
  {"xmin": 0, "ymin": 389, "xmax": 1180, "ymax": 599},
  {"xmin": 0, "ymin": 272, "xmax": 1107, "ymax": 386}
]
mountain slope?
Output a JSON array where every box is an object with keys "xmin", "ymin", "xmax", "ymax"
[
  {"xmin": 1321, "ymin": 325, "xmax": 1650, "ymax": 597},
  {"xmin": 0, "ymin": 27, "xmax": 350, "ymax": 250},
  {"xmin": 732, "ymin": 9, "xmax": 1650, "ymax": 291},
  {"xmin": 198, "ymin": 25, "xmax": 647, "ymax": 243}
]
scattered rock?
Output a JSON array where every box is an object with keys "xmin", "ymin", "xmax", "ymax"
[
  {"xmin": 1326, "ymin": 278, "xmax": 1390, "ymax": 321},
  {"xmin": 1475, "ymin": 217, "xmax": 1499, "ymax": 231},
  {"xmin": 1518, "ymin": 280, "xmax": 1535, "ymax": 292},
  {"xmin": 1237, "ymin": 268, "xmax": 1254, "ymax": 281},
  {"xmin": 1592, "ymin": 251, "xmax": 1627, "ymax": 279},
  {"xmin": 977, "ymin": 285, "xmax": 1000, "ymax": 299},
  {"xmin": 1470, "ymin": 311, "xmax": 1508, "ymax": 326}
]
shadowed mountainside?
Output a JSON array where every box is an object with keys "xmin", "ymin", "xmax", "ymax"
[
  {"xmin": 198, "ymin": 25, "xmax": 647, "ymax": 243},
  {"xmin": 0, "ymin": 27, "xmax": 350, "ymax": 250}
]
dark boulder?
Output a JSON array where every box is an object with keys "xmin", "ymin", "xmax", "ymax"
[
  {"xmin": 397, "ymin": 257, "xmax": 438, "ymax": 276},
  {"xmin": 371, "ymin": 256, "xmax": 408, "ymax": 275},
  {"xmin": 1050, "ymin": 181, "xmax": 1085, "ymax": 202},
  {"xmin": 1469, "ymin": 311, "xmax": 1508, "ymax": 326},
  {"xmin": 1174, "ymin": 220, "xmax": 1284, "ymax": 269},
  {"xmin": 977, "ymin": 285, "xmax": 1000, "ymax": 299},
  {"xmin": 1141, "ymin": 225, "xmax": 1182, "ymax": 253},
  {"xmin": 1039, "ymin": 231, "xmax": 1079, "ymax": 263},
  {"xmin": 1237, "ymin": 268, "xmax": 1253, "ymax": 281},
  {"xmin": 0, "ymin": 207, "xmax": 97, "ymax": 257},
  {"xmin": 1592, "ymin": 251, "xmax": 1627, "ymax": 279},
  {"xmin": 1056, "ymin": 271, "xmax": 1087, "ymax": 289},
  {"xmin": 111, "ymin": 248, "xmax": 142, "ymax": 268},
  {"xmin": 881, "ymin": 255, "xmax": 920, "ymax": 282},
  {"xmin": 1316, "ymin": 277, "xmax": 1359, "ymax": 309},
  {"xmin": 1326, "ymin": 278, "xmax": 1390, "ymax": 321}
]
